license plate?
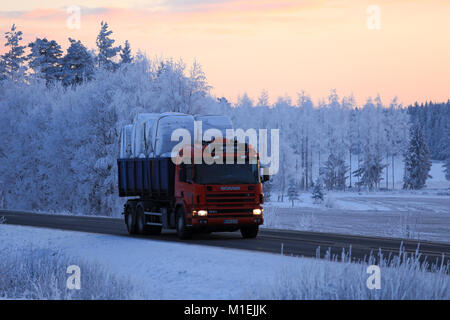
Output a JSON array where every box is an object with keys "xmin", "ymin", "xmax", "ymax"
[{"xmin": 224, "ymin": 219, "xmax": 238, "ymax": 224}]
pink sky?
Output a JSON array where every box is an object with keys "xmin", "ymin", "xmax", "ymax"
[{"xmin": 1, "ymin": 0, "xmax": 449, "ymax": 105}]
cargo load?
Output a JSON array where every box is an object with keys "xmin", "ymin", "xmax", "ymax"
[
  {"xmin": 194, "ymin": 115, "xmax": 233, "ymax": 142},
  {"xmin": 119, "ymin": 125, "xmax": 133, "ymax": 159},
  {"xmin": 121, "ymin": 113, "xmax": 233, "ymax": 159},
  {"xmin": 153, "ymin": 113, "xmax": 195, "ymax": 158},
  {"xmin": 130, "ymin": 113, "xmax": 160, "ymax": 158}
]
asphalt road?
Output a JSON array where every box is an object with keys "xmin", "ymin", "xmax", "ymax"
[{"xmin": 1, "ymin": 209, "xmax": 449, "ymax": 268}]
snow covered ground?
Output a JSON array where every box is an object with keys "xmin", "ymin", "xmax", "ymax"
[
  {"xmin": 0, "ymin": 224, "xmax": 448, "ymax": 300},
  {"xmin": 265, "ymin": 162, "xmax": 450, "ymax": 242}
]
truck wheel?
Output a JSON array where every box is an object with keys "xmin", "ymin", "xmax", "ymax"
[
  {"xmin": 176, "ymin": 207, "xmax": 192, "ymax": 240},
  {"xmin": 125, "ymin": 209, "xmax": 138, "ymax": 235},
  {"xmin": 136, "ymin": 206, "xmax": 162, "ymax": 236},
  {"xmin": 136, "ymin": 206, "xmax": 146, "ymax": 235},
  {"xmin": 240, "ymin": 225, "xmax": 259, "ymax": 239}
]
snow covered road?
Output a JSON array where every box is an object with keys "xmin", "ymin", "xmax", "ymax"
[{"xmin": 1, "ymin": 210, "xmax": 449, "ymax": 267}]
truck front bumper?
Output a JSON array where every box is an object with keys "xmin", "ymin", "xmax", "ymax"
[{"xmin": 190, "ymin": 215, "xmax": 264, "ymax": 229}]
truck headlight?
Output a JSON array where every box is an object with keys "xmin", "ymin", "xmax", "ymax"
[
  {"xmin": 198, "ymin": 210, "xmax": 208, "ymax": 217},
  {"xmin": 253, "ymin": 209, "xmax": 263, "ymax": 216}
]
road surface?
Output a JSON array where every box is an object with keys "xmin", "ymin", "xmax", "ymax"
[{"xmin": 1, "ymin": 209, "xmax": 449, "ymax": 267}]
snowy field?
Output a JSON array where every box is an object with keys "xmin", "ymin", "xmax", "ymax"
[
  {"xmin": 0, "ymin": 224, "xmax": 448, "ymax": 300},
  {"xmin": 265, "ymin": 162, "xmax": 450, "ymax": 243}
]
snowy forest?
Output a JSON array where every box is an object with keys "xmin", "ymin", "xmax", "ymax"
[{"xmin": 0, "ymin": 23, "xmax": 449, "ymax": 216}]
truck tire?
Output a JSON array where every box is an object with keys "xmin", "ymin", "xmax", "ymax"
[
  {"xmin": 240, "ymin": 225, "xmax": 259, "ymax": 239},
  {"xmin": 176, "ymin": 207, "xmax": 192, "ymax": 240},
  {"xmin": 125, "ymin": 209, "xmax": 138, "ymax": 235},
  {"xmin": 136, "ymin": 206, "xmax": 162, "ymax": 236}
]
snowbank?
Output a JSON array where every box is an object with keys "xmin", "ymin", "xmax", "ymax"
[
  {"xmin": 0, "ymin": 224, "xmax": 448, "ymax": 300},
  {"xmin": 264, "ymin": 193, "xmax": 450, "ymax": 242}
]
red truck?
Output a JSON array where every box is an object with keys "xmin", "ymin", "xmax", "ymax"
[{"xmin": 117, "ymin": 139, "xmax": 267, "ymax": 239}]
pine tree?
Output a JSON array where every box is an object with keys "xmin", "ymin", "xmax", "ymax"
[
  {"xmin": 0, "ymin": 58, "xmax": 6, "ymax": 81},
  {"xmin": 2, "ymin": 24, "xmax": 27, "ymax": 80},
  {"xmin": 442, "ymin": 127, "xmax": 450, "ymax": 181},
  {"xmin": 403, "ymin": 124, "xmax": 432, "ymax": 190},
  {"xmin": 61, "ymin": 38, "xmax": 94, "ymax": 86},
  {"xmin": 319, "ymin": 153, "xmax": 348, "ymax": 190},
  {"xmin": 311, "ymin": 178, "xmax": 324, "ymax": 204},
  {"xmin": 353, "ymin": 153, "xmax": 386, "ymax": 191},
  {"xmin": 445, "ymin": 158, "xmax": 450, "ymax": 181},
  {"xmin": 287, "ymin": 178, "xmax": 299, "ymax": 207},
  {"xmin": 96, "ymin": 21, "xmax": 120, "ymax": 71},
  {"xmin": 28, "ymin": 38, "xmax": 63, "ymax": 83},
  {"xmin": 257, "ymin": 89, "xmax": 269, "ymax": 107},
  {"xmin": 119, "ymin": 40, "xmax": 132, "ymax": 64}
]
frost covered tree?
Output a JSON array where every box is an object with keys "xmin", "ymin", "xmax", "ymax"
[
  {"xmin": 0, "ymin": 58, "xmax": 6, "ymax": 81},
  {"xmin": 2, "ymin": 24, "xmax": 27, "ymax": 80},
  {"xmin": 311, "ymin": 178, "xmax": 324, "ymax": 204},
  {"xmin": 385, "ymin": 98, "xmax": 409, "ymax": 189},
  {"xmin": 96, "ymin": 21, "xmax": 120, "ymax": 71},
  {"xmin": 443, "ymin": 127, "xmax": 450, "ymax": 181},
  {"xmin": 350, "ymin": 98, "xmax": 389, "ymax": 191},
  {"xmin": 28, "ymin": 38, "xmax": 63, "ymax": 83},
  {"xmin": 403, "ymin": 124, "xmax": 432, "ymax": 190},
  {"xmin": 257, "ymin": 89, "xmax": 270, "ymax": 107},
  {"xmin": 353, "ymin": 153, "xmax": 386, "ymax": 191},
  {"xmin": 287, "ymin": 178, "xmax": 299, "ymax": 207},
  {"xmin": 320, "ymin": 154, "xmax": 348, "ymax": 190},
  {"xmin": 119, "ymin": 40, "xmax": 132, "ymax": 64},
  {"xmin": 263, "ymin": 178, "xmax": 273, "ymax": 202},
  {"xmin": 61, "ymin": 38, "xmax": 94, "ymax": 86},
  {"xmin": 408, "ymin": 101, "xmax": 450, "ymax": 160},
  {"xmin": 445, "ymin": 158, "xmax": 450, "ymax": 181},
  {"xmin": 187, "ymin": 61, "xmax": 212, "ymax": 113}
]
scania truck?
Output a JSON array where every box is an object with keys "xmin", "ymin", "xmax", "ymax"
[{"xmin": 117, "ymin": 113, "xmax": 267, "ymax": 239}]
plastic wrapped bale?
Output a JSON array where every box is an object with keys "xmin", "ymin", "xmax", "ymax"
[
  {"xmin": 119, "ymin": 125, "xmax": 133, "ymax": 158},
  {"xmin": 131, "ymin": 113, "xmax": 159, "ymax": 158},
  {"xmin": 194, "ymin": 115, "xmax": 234, "ymax": 142},
  {"xmin": 154, "ymin": 114, "xmax": 195, "ymax": 158}
]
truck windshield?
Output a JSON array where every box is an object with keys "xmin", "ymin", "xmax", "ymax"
[{"xmin": 194, "ymin": 163, "xmax": 260, "ymax": 185}]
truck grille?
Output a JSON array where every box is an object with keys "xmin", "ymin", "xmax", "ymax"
[
  {"xmin": 205, "ymin": 193, "xmax": 256, "ymax": 216},
  {"xmin": 206, "ymin": 193, "xmax": 255, "ymax": 206}
]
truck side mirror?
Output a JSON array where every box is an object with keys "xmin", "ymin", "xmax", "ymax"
[{"xmin": 260, "ymin": 166, "xmax": 270, "ymax": 184}]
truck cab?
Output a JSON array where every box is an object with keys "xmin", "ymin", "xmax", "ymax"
[{"xmin": 173, "ymin": 141, "xmax": 265, "ymax": 238}]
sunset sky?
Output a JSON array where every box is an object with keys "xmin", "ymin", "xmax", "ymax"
[{"xmin": 0, "ymin": 0, "xmax": 449, "ymax": 105}]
